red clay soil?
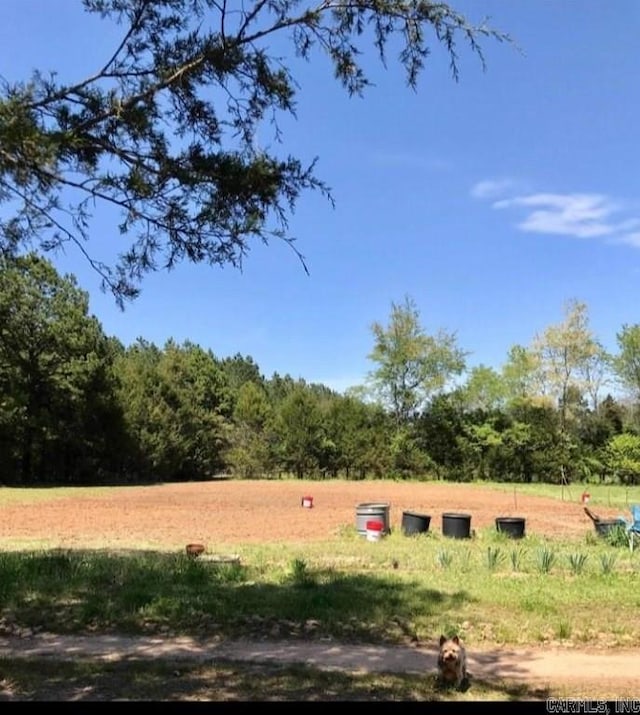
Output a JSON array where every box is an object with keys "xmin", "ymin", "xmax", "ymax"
[{"xmin": 0, "ymin": 480, "xmax": 627, "ymax": 549}]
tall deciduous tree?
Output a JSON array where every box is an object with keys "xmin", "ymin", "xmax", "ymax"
[
  {"xmin": 461, "ymin": 364, "xmax": 507, "ymax": 413},
  {"xmin": 530, "ymin": 299, "xmax": 606, "ymax": 486},
  {"xmin": 579, "ymin": 342, "xmax": 611, "ymax": 412},
  {"xmin": 532, "ymin": 299, "xmax": 601, "ymax": 431},
  {"xmin": 613, "ymin": 324, "xmax": 640, "ymax": 401},
  {"xmin": 367, "ymin": 295, "xmax": 467, "ymax": 426},
  {"xmin": 501, "ymin": 344, "xmax": 540, "ymax": 401},
  {"xmin": 0, "ymin": 0, "xmax": 509, "ymax": 304}
]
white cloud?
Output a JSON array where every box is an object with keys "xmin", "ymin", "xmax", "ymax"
[
  {"xmin": 494, "ymin": 193, "xmax": 617, "ymax": 238},
  {"xmin": 470, "ymin": 178, "xmax": 518, "ymax": 200},
  {"xmin": 474, "ymin": 184, "xmax": 640, "ymax": 245}
]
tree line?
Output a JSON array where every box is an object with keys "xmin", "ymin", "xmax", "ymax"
[{"xmin": 2, "ymin": 254, "xmax": 640, "ymax": 486}]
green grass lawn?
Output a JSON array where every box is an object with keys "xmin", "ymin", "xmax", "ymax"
[{"xmin": 1, "ymin": 526, "xmax": 638, "ymax": 648}]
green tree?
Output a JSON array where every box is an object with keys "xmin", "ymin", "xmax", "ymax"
[
  {"xmin": 501, "ymin": 344, "xmax": 540, "ymax": 401},
  {"xmin": 604, "ymin": 433, "xmax": 640, "ymax": 485},
  {"xmin": 532, "ymin": 299, "xmax": 601, "ymax": 432},
  {"xmin": 494, "ymin": 418, "xmax": 535, "ymax": 483},
  {"xmin": 227, "ymin": 381, "xmax": 276, "ymax": 478},
  {"xmin": 388, "ymin": 424, "xmax": 434, "ymax": 478},
  {"xmin": 613, "ymin": 324, "xmax": 640, "ymax": 401},
  {"xmin": 0, "ymin": 253, "xmax": 122, "ymax": 483},
  {"xmin": 460, "ymin": 364, "xmax": 507, "ymax": 412},
  {"xmin": 220, "ymin": 354, "xmax": 265, "ymax": 397},
  {"xmin": 115, "ymin": 339, "xmax": 231, "ymax": 480},
  {"xmin": 505, "ymin": 397, "xmax": 564, "ymax": 483},
  {"xmin": 530, "ymin": 300, "xmax": 606, "ymax": 485},
  {"xmin": 111, "ymin": 338, "xmax": 163, "ymax": 479},
  {"xmin": 353, "ymin": 402, "xmax": 395, "ymax": 479},
  {"xmin": 580, "ymin": 342, "xmax": 611, "ymax": 412},
  {"xmin": 0, "ymin": 0, "xmax": 509, "ymax": 304},
  {"xmin": 367, "ymin": 295, "xmax": 467, "ymax": 426},
  {"xmin": 415, "ymin": 393, "xmax": 466, "ymax": 479},
  {"xmin": 276, "ymin": 384, "xmax": 324, "ymax": 478},
  {"xmin": 322, "ymin": 394, "xmax": 384, "ymax": 478},
  {"xmin": 265, "ymin": 372, "xmax": 298, "ymax": 404},
  {"xmin": 599, "ymin": 394, "xmax": 625, "ymax": 436}
]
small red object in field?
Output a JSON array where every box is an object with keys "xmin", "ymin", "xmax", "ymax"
[
  {"xmin": 301, "ymin": 496, "xmax": 313, "ymax": 508},
  {"xmin": 581, "ymin": 492, "xmax": 590, "ymax": 504},
  {"xmin": 186, "ymin": 543, "xmax": 205, "ymax": 557}
]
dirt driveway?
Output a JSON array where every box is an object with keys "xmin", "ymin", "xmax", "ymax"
[{"xmin": 1, "ymin": 631, "xmax": 640, "ymax": 700}]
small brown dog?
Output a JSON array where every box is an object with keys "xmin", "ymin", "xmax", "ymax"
[{"xmin": 437, "ymin": 634, "xmax": 467, "ymax": 689}]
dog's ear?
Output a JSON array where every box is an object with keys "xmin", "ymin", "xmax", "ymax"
[
  {"xmin": 439, "ymin": 635, "xmax": 447, "ymax": 646},
  {"xmin": 451, "ymin": 635, "xmax": 459, "ymax": 644}
]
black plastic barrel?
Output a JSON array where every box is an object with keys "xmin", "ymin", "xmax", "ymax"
[
  {"xmin": 355, "ymin": 503, "xmax": 390, "ymax": 536},
  {"xmin": 442, "ymin": 512, "xmax": 471, "ymax": 539},
  {"xmin": 401, "ymin": 511, "xmax": 431, "ymax": 536},
  {"xmin": 495, "ymin": 517, "xmax": 526, "ymax": 539}
]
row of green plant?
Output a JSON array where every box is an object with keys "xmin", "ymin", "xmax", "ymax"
[
  {"xmin": 340, "ymin": 523, "xmax": 635, "ymax": 576},
  {"xmin": 436, "ymin": 540, "xmax": 623, "ymax": 575}
]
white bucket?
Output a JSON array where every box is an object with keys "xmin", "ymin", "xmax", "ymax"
[{"xmin": 366, "ymin": 520, "xmax": 384, "ymax": 542}]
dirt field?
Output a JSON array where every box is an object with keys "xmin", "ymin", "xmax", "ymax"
[{"xmin": 0, "ymin": 480, "xmax": 624, "ymax": 549}]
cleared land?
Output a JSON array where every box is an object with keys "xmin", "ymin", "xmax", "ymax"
[{"xmin": 0, "ymin": 480, "xmax": 621, "ymax": 550}]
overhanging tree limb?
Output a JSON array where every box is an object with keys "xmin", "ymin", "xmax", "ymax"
[{"xmin": 0, "ymin": 0, "xmax": 511, "ymax": 306}]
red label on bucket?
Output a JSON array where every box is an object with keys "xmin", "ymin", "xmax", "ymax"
[{"xmin": 366, "ymin": 520, "xmax": 383, "ymax": 531}]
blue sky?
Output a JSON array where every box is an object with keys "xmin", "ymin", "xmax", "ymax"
[{"xmin": 2, "ymin": 1, "xmax": 640, "ymax": 392}]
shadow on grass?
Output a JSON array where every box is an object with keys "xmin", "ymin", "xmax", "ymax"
[{"xmin": 0, "ymin": 550, "xmax": 475, "ymax": 642}]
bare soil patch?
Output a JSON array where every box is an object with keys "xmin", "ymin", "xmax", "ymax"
[{"xmin": 0, "ymin": 480, "xmax": 614, "ymax": 549}]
